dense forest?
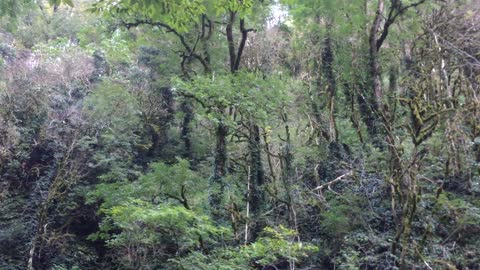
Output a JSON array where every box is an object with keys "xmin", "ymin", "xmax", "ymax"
[{"xmin": 0, "ymin": 0, "xmax": 479, "ymax": 269}]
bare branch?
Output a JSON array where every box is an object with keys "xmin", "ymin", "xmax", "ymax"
[{"xmin": 312, "ymin": 170, "xmax": 353, "ymax": 191}]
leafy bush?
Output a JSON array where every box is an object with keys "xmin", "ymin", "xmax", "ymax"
[
  {"xmin": 91, "ymin": 200, "xmax": 229, "ymax": 269},
  {"xmin": 173, "ymin": 226, "xmax": 319, "ymax": 270},
  {"xmin": 88, "ymin": 159, "xmax": 226, "ymax": 269}
]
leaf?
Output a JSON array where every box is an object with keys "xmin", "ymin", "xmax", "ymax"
[
  {"xmin": 63, "ymin": 0, "xmax": 74, "ymax": 7},
  {"xmin": 48, "ymin": 0, "xmax": 61, "ymax": 6}
]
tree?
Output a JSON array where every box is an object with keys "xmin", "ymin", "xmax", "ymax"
[{"xmin": 91, "ymin": 0, "xmax": 272, "ymax": 226}]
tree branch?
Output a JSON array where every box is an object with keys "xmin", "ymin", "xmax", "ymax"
[
  {"xmin": 226, "ymin": 11, "xmax": 237, "ymax": 72},
  {"xmin": 122, "ymin": 20, "xmax": 211, "ymax": 73},
  {"xmin": 233, "ymin": 19, "xmax": 255, "ymax": 71},
  {"xmin": 312, "ymin": 170, "xmax": 353, "ymax": 192},
  {"xmin": 376, "ymin": 0, "xmax": 427, "ymax": 51}
]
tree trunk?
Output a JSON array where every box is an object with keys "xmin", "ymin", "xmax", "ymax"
[
  {"xmin": 180, "ymin": 100, "xmax": 194, "ymax": 160},
  {"xmin": 360, "ymin": 0, "xmax": 384, "ymax": 142},
  {"xmin": 281, "ymin": 113, "xmax": 295, "ymax": 227},
  {"xmin": 210, "ymin": 121, "xmax": 228, "ymax": 220},
  {"xmin": 248, "ymin": 122, "xmax": 266, "ymax": 239},
  {"xmin": 322, "ymin": 33, "xmax": 338, "ymax": 142},
  {"xmin": 369, "ymin": 0, "xmax": 384, "ymax": 97}
]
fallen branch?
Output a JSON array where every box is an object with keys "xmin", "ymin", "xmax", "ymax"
[{"xmin": 313, "ymin": 170, "xmax": 353, "ymax": 191}]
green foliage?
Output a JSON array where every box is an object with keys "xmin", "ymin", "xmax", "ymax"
[
  {"xmin": 0, "ymin": 0, "xmax": 72, "ymax": 20},
  {"xmin": 174, "ymin": 71, "xmax": 293, "ymax": 127},
  {"xmin": 434, "ymin": 193, "xmax": 480, "ymax": 228},
  {"xmin": 321, "ymin": 200, "xmax": 362, "ymax": 238},
  {"xmin": 142, "ymin": 159, "xmax": 207, "ymax": 208},
  {"xmin": 96, "ymin": 201, "xmax": 229, "ymax": 269},
  {"xmin": 80, "ymin": 28, "xmax": 133, "ymax": 64},
  {"xmin": 32, "ymin": 37, "xmax": 76, "ymax": 56},
  {"xmin": 0, "ymin": 0, "xmax": 33, "ymax": 19},
  {"xmin": 91, "ymin": 0, "xmax": 256, "ymax": 32},
  {"xmin": 244, "ymin": 226, "xmax": 318, "ymax": 266},
  {"xmin": 88, "ymin": 159, "xmax": 207, "ymax": 209},
  {"xmin": 88, "ymin": 159, "xmax": 229, "ymax": 268},
  {"xmin": 4, "ymin": 3, "xmax": 91, "ymax": 48},
  {"xmin": 89, "ymin": 159, "xmax": 187, "ymax": 212},
  {"xmin": 95, "ymin": 201, "xmax": 229, "ymax": 249},
  {"xmin": 1, "ymin": 0, "xmax": 480, "ymax": 269},
  {"xmin": 84, "ymin": 81, "xmax": 140, "ymax": 140},
  {"xmin": 283, "ymin": 0, "xmax": 367, "ymax": 34},
  {"xmin": 83, "ymin": 81, "xmax": 142, "ymax": 182},
  {"xmin": 48, "ymin": 0, "xmax": 74, "ymax": 8},
  {"xmin": 334, "ymin": 248, "xmax": 361, "ymax": 270},
  {"xmin": 336, "ymin": 117, "xmax": 363, "ymax": 147},
  {"xmin": 91, "ymin": 0, "xmax": 205, "ymax": 32},
  {"xmin": 88, "ymin": 158, "xmax": 318, "ymax": 269},
  {"xmin": 174, "ymin": 226, "xmax": 318, "ymax": 269}
]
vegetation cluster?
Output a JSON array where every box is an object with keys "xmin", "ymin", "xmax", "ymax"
[{"xmin": 0, "ymin": 0, "xmax": 479, "ymax": 269}]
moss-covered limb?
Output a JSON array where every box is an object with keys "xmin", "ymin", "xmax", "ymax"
[{"xmin": 400, "ymin": 182, "xmax": 420, "ymax": 269}]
